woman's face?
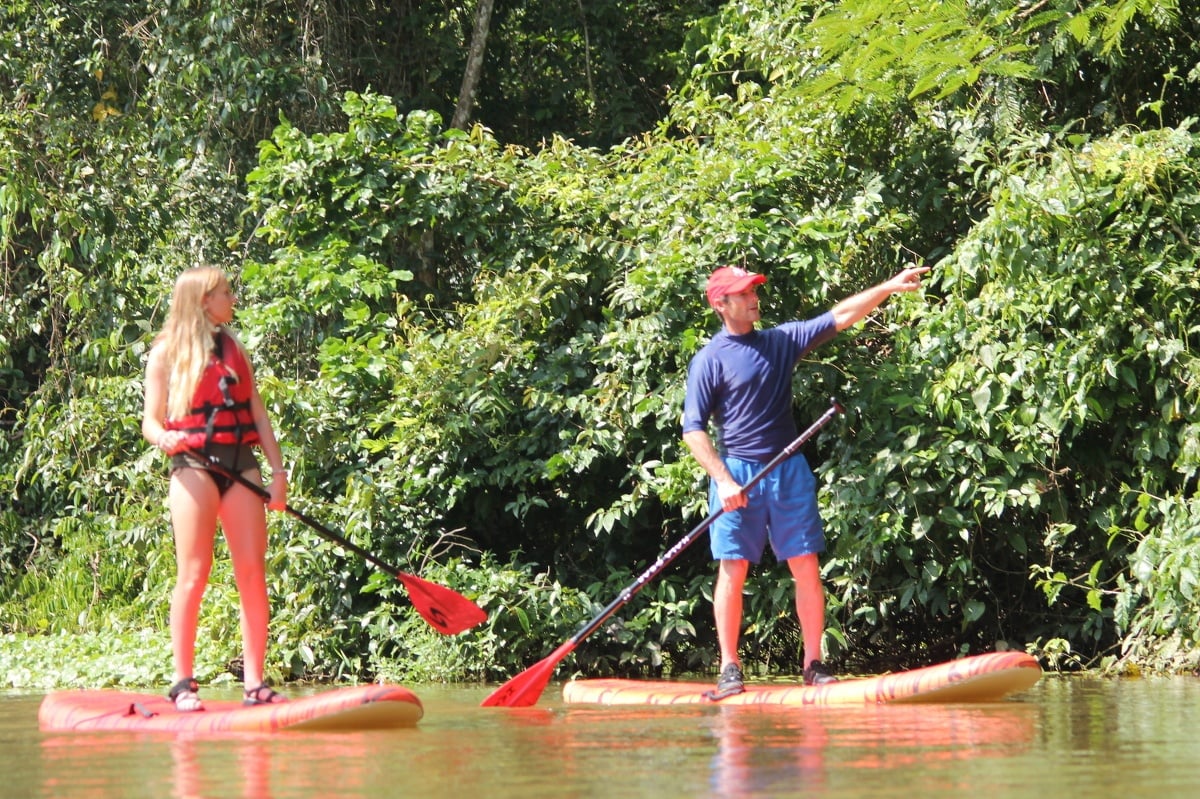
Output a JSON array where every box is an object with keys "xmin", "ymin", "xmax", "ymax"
[{"xmin": 202, "ymin": 276, "xmax": 237, "ymax": 325}]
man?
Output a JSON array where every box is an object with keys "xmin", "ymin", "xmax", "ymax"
[{"xmin": 682, "ymin": 263, "xmax": 929, "ymax": 699}]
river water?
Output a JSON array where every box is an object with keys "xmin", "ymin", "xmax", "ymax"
[{"xmin": 2, "ymin": 675, "xmax": 1199, "ymax": 798}]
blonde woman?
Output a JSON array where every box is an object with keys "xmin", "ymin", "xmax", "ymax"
[{"xmin": 141, "ymin": 266, "xmax": 288, "ymax": 711}]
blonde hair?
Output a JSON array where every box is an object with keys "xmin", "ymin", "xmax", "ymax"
[{"xmin": 156, "ymin": 266, "xmax": 228, "ymax": 419}]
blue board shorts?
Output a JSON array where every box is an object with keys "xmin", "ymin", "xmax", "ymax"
[{"xmin": 708, "ymin": 454, "xmax": 825, "ymax": 563}]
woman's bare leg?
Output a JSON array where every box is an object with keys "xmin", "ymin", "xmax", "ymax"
[
  {"xmin": 219, "ymin": 472, "xmax": 271, "ymax": 690},
  {"xmin": 168, "ymin": 469, "xmax": 219, "ymax": 693}
]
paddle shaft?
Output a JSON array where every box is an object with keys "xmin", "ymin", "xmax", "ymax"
[
  {"xmin": 566, "ymin": 399, "xmax": 845, "ymax": 648},
  {"xmin": 184, "ymin": 449, "xmax": 487, "ymax": 634},
  {"xmin": 189, "ymin": 454, "xmax": 407, "ymax": 576},
  {"xmin": 481, "ymin": 399, "xmax": 846, "ymax": 706}
]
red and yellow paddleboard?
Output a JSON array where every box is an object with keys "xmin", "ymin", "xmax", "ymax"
[
  {"xmin": 563, "ymin": 651, "xmax": 1040, "ymax": 706},
  {"xmin": 39, "ymin": 684, "xmax": 423, "ymax": 733}
]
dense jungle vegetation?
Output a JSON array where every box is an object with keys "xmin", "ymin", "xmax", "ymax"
[{"xmin": 3, "ymin": 0, "xmax": 1200, "ymax": 689}]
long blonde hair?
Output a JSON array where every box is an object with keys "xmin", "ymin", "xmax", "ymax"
[{"xmin": 155, "ymin": 266, "xmax": 227, "ymax": 420}]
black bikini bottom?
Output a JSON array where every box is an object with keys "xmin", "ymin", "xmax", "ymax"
[{"xmin": 170, "ymin": 443, "xmax": 260, "ymax": 497}]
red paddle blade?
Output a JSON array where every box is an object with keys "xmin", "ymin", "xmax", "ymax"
[
  {"xmin": 480, "ymin": 640, "xmax": 577, "ymax": 707},
  {"xmin": 395, "ymin": 572, "xmax": 487, "ymax": 635}
]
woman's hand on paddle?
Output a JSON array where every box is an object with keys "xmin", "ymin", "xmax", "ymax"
[
  {"xmin": 156, "ymin": 429, "xmax": 185, "ymax": 455},
  {"xmin": 266, "ymin": 472, "xmax": 288, "ymax": 512}
]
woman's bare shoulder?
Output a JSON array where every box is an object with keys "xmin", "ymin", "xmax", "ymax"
[{"xmin": 145, "ymin": 338, "xmax": 170, "ymax": 370}]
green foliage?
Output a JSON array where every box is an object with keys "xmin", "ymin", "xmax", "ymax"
[
  {"xmin": 1111, "ymin": 490, "xmax": 1200, "ymax": 673},
  {"xmin": 824, "ymin": 121, "xmax": 1200, "ymax": 671},
  {"xmin": 478, "ymin": 0, "xmax": 725, "ymax": 147},
  {"xmin": 0, "ymin": 630, "xmax": 171, "ymax": 690},
  {"xmin": 5, "ymin": 0, "xmax": 1200, "ymax": 691},
  {"xmin": 370, "ymin": 555, "xmax": 596, "ymax": 683}
]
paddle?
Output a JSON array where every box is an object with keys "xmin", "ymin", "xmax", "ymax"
[
  {"xmin": 481, "ymin": 399, "xmax": 846, "ymax": 707},
  {"xmin": 188, "ymin": 451, "xmax": 487, "ymax": 635}
]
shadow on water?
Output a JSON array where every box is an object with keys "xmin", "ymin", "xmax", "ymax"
[{"xmin": 5, "ymin": 676, "xmax": 1200, "ymax": 798}]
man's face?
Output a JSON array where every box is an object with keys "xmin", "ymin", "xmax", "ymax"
[{"xmin": 718, "ymin": 286, "xmax": 761, "ymax": 332}]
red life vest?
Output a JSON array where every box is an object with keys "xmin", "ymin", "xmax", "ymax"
[{"xmin": 164, "ymin": 330, "xmax": 261, "ymax": 450}]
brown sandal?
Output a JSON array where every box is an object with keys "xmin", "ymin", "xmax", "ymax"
[
  {"xmin": 168, "ymin": 677, "xmax": 204, "ymax": 712},
  {"xmin": 243, "ymin": 684, "xmax": 287, "ymax": 706}
]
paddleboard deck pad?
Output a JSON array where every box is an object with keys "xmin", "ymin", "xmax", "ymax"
[
  {"xmin": 39, "ymin": 684, "xmax": 423, "ymax": 733},
  {"xmin": 563, "ymin": 651, "xmax": 1040, "ymax": 706}
]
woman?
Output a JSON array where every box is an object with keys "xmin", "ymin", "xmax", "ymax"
[{"xmin": 141, "ymin": 266, "xmax": 289, "ymax": 711}]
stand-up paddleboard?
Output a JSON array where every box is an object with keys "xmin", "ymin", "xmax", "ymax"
[
  {"xmin": 563, "ymin": 651, "xmax": 1040, "ymax": 706},
  {"xmin": 39, "ymin": 684, "xmax": 423, "ymax": 733}
]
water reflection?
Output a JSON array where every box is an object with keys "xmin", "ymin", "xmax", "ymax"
[
  {"xmin": 168, "ymin": 736, "xmax": 271, "ymax": 799},
  {"xmin": 38, "ymin": 729, "xmax": 414, "ymax": 799},
  {"xmin": 707, "ymin": 702, "xmax": 1037, "ymax": 798},
  {"xmin": 709, "ymin": 706, "xmax": 829, "ymax": 797},
  {"xmin": 11, "ymin": 680, "xmax": 1200, "ymax": 799},
  {"xmin": 549, "ymin": 698, "xmax": 1038, "ymax": 798},
  {"xmin": 40, "ymin": 733, "xmax": 272, "ymax": 798}
]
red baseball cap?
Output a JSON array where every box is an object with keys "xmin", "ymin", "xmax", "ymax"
[{"xmin": 706, "ymin": 266, "xmax": 766, "ymax": 307}]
